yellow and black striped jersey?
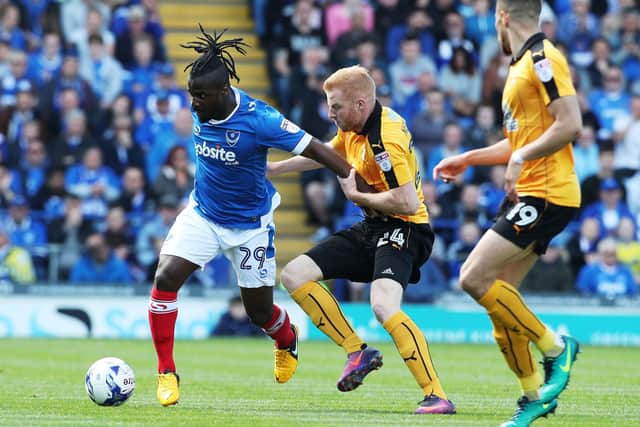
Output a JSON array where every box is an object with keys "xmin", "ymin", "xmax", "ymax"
[
  {"xmin": 330, "ymin": 102, "xmax": 428, "ymax": 224},
  {"xmin": 503, "ymin": 32, "xmax": 581, "ymax": 207}
]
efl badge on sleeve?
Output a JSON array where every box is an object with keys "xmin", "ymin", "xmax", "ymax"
[
  {"xmin": 534, "ymin": 58, "xmax": 554, "ymax": 83},
  {"xmin": 280, "ymin": 119, "xmax": 301, "ymax": 134},
  {"xmin": 374, "ymin": 151, "xmax": 392, "ymax": 172}
]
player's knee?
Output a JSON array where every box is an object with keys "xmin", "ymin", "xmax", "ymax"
[
  {"xmin": 370, "ymin": 299, "xmax": 397, "ymax": 323},
  {"xmin": 279, "ymin": 264, "xmax": 296, "ymax": 292},
  {"xmin": 371, "ymin": 302, "xmax": 387, "ymax": 323},
  {"xmin": 459, "ymin": 262, "xmax": 490, "ymax": 298},
  {"xmin": 280, "ymin": 257, "xmax": 309, "ymax": 292},
  {"xmin": 154, "ymin": 262, "xmax": 182, "ymax": 292},
  {"xmin": 459, "ymin": 262, "xmax": 480, "ymax": 293}
]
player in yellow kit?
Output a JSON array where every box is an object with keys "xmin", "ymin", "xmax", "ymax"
[
  {"xmin": 268, "ymin": 65, "xmax": 455, "ymax": 415},
  {"xmin": 433, "ymin": 0, "xmax": 581, "ymax": 426}
]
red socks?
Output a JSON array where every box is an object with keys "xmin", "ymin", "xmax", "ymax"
[
  {"xmin": 149, "ymin": 288, "xmax": 178, "ymax": 373},
  {"xmin": 149, "ymin": 291, "xmax": 293, "ymax": 371},
  {"xmin": 262, "ymin": 304, "xmax": 294, "ymax": 349}
]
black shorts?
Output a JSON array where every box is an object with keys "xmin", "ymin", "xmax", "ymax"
[
  {"xmin": 492, "ymin": 196, "xmax": 578, "ymax": 255},
  {"xmin": 305, "ymin": 217, "xmax": 434, "ymax": 288}
]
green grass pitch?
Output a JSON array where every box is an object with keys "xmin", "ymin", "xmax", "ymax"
[{"xmin": 2, "ymin": 338, "xmax": 639, "ymax": 426}]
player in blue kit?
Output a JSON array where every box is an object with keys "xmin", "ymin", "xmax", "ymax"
[{"xmin": 149, "ymin": 26, "xmax": 371, "ymax": 406}]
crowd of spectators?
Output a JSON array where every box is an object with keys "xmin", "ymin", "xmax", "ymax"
[
  {"xmin": 0, "ymin": 0, "xmax": 219, "ymax": 285},
  {"xmin": 1, "ymin": 0, "xmax": 639, "ymax": 301},
  {"xmin": 255, "ymin": 0, "xmax": 640, "ymax": 301}
]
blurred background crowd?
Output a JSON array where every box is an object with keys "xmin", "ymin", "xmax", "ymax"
[{"xmin": 0, "ymin": 0, "xmax": 638, "ymax": 302}]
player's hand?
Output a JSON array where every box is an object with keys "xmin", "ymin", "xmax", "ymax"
[
  {"xmin": 432, "ymin": 154, "xmax": 467, "ymax": 183},
  {"xmin": 340, "ymin": 169, "xmax": 383, "ymax": 218},
  {"xmin": 504, "ymin": 153, "xmax": 523, "ymax": 204},
  {"xmin": 338, "ymin": 168, "xmax": 358, "ymax": 199},
  {"xmin": 354, "ymin": 172, "xmax": 376, "ymax": 193}
]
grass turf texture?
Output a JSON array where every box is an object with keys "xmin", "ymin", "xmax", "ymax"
[{"xmin": 2, "ymin": 339, "xmax": 639, "ymax": 426}]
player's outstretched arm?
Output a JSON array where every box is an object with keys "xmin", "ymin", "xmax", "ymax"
[
  {"xmin": 433, "ymin": 138, "xmax": 511, "ymax": 182},
  {"xmin": 300, "ymin": 138, "xmax": 376, "ymax": 193},
  {"xmin": 266, "ymin": 140, "xmax": 347, "ymax": 176},
  {"xmin": 267, "ymin": 139, "xmax": 376, "ymax": 194},
  {"xmin": 267, "ymin": 155, "xmax": 323, "ymax": 177},
  {"xmin": 298, "ymin": 139, "xmax": 350, "ymax": 178}
]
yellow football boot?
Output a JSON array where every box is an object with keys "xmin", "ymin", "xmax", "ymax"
[
  {"xmin": 274, "ymin": 324, "xmax": 299, "ymax": 384},
  {"xmin": 157, "ymin": 372, "xmax": 180, "ymax": 406}
]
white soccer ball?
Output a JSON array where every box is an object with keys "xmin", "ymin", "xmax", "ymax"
[{"xmin": 85, "ymin": 357, "xmax": 135, "ymax": 406}]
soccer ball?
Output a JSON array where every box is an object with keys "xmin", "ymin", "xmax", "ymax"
[{"xmin": 85, "ymin": 357, "xmax": 135, "ymax": 406}]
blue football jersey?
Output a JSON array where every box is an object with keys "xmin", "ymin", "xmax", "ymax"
[{"xmin": 191, "ymin": 87, "xmax": 311, "ymax": 229}]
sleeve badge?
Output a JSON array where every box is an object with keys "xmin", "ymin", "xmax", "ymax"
[
  {"xmin": 280, "ymin": 119, "xmax": 301, "ymax": 134},
  {"xmin": 374, "ymin": 151, "xmax": 392, "ymax": 172},
  {"xmin": 534, "ymin": 58, "xmax": 554, "ymax": 83}
]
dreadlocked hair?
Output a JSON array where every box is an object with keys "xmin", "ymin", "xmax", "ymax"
[{"xmin": 180, "ymin": 25, "xmax": 249, "ymax": 82}]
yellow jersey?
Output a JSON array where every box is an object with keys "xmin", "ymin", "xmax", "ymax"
[
  {"xmin": 503, "ymin": 33, "xmax": 581, "ymax": 207},
  {"xmin": 330, "ymin": 102, "xmax": 428, "ymax": 224}
]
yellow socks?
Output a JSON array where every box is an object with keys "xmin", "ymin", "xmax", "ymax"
[
  {"xmin": 479, "ymin": 280, "xmax": 564, "ymax": 357},
  {"xmin": 383, "ymin": 311, "xmax": 447, "ymax": 399},
  {"xmin": 290, "ymin": 281, "xmax": 364, "ymax": 353},
  {"xmin": 479, "ymin": 280, "xmax": 546, "ymax": 340},
  {"xmin": 490, "ymin": 312, "xmax": 537, "ymax": 378},
  {"xmin": 490, "ymin": 312, "xmax": 543, "ymax": 400},
  {"xmin": 519, "ymin": 372, "xmax": 544, "ymax": 401}
]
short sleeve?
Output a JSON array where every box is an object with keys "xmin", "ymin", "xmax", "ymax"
[
  {"xmin": 532, "ymin": 46, "xmax": 576, "ymax": 105},
  {"xmin": 382, "ymin": 132, "xmax": 413, "ymax": 187},
  {"xmin": 257, "ymin": 103, "xmax": 311, "ymax": 154}
]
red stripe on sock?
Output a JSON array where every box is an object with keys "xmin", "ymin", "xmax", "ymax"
[
  {"xmin": 152, "ymin": 288, "xmax": 178, "ymax": 302},
  {"xmin": 262, "ymin": 304, "xmax": 294, "ymax": 349},
  {"xmin": 149, "ymin": 288, "xmax": 178, "ymax": 373}
]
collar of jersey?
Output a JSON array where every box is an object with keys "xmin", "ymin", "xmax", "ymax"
[
  {"xmin": 207, "ymin": 86, "xmax": 241, "ymax": 125},
  {"xmin": 357, "ymin": 100, "xmax": 382, "ymax": 136},
  {"xmin": 511, "ymin": 32, "xmax": 546, "ymax": 64}
]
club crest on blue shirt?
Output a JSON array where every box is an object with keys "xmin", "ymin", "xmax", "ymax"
[
  {"xmin": 375, "ymin": 151, "xmax": 392, "ymax": 172},
  {"xmin": 225, "ymin": 130, "xmax": 240, "ymax": 147}
]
